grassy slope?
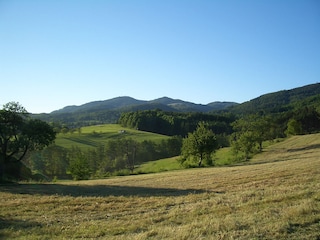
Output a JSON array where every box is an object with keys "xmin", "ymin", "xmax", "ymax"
[
  {"xmin": 135, "ymin": 147, "xmax": 236, "ymax": 173},
  {"xmin": 136, "ymin": 156, "xmax": 182, "ymax": 173},
  {"xmin": 1, "ymin": 133, "xmax": 320, "ymax": 239},
  {"xmin": 135, "ymin": 141, "xmax": 236, "ymax": 174},
  {"xmin": 54, "ymin": 124, "xmax": 170, "ymax": 149},
  {"xmin": 253, "ymin": 133, "xmax": 320, "ymax": 164},
  {"xmin": 135, "ymin": 136, "xmax": 264, "ymax": 174}
]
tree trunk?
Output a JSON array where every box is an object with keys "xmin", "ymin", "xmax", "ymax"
[
  {"xmin": 198, "ymin": 153, "xmax": 203, "ymax": 167},
  {"xmin": 259, "ymin": 142, "xmax": 263, "ymax": 152}
]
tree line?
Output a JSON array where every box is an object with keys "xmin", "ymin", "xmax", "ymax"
[
  {"xmin": 26, "ymin": 136, "xmax": 182, "ymax": 180},
  {"xmin": 118, "ymin": 110, "xmax": 235, "ymax": 136}
]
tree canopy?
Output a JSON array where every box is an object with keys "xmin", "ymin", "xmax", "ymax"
[
  {"xmin": 231, "ymin": 114, "xmax": 278, "ymax": 160},
  {"xmin": 180, "ymin": 122, "xmax": 218, "ymax": 167},
  {"xmin": 0, "ymin": 102, "xmax": 56, "ymax": 181}
]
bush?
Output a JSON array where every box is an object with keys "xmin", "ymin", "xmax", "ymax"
[
  {"xmin": 68, "ymin": 155, "xmax": 91, "ymax": 180},
  {"xmin": 113, "ymin": 169, "xmax": 131, "ymax": 176}
]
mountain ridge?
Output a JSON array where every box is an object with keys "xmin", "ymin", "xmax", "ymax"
[
  {"xmin": 51, "ymin": 96, "xmax": 238, "ymax": 114},
  {"xmin": 50, "ymin": 83, "xmax": 320, "ymax": 115}
]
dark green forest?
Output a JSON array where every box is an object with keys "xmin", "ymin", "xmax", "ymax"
[
  {"xmin": 228, "ymin": 83, "xmax": 320, "ymax": 114},
  {"xmin": 118, "ymin": 110, "xmax": 235, "ymax": 137}
]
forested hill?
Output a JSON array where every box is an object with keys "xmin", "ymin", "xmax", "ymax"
[
  {"xmin": 51, "ymin": 96, "xmax": 237, "ymax": 114},
  {"xmin": 34, "ymin": 83, "xmax": 320, "ymax": 127},
  {"xmin": 34, "ymin": 97, "xmax": 238, "ymax": 126},
  {"xmin": 228, "ymin": 83, "xmax": 320, "ymax": 114}
]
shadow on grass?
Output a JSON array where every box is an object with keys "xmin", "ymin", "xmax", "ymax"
[
  {"xmin": 0, "ymin": 217, "xmax": 43, "ymax": 239},
  {"xmin": 287, "ymin": 143, "xmax": 320, "ymax": 152},
  {"xmin": 0, "ymin": 183, "xmax": 208, "ymax": 197}
]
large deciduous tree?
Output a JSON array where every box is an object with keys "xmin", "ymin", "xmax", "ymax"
[
  {"xmin": 180, "ymin": 122, "xmax": 218, "ymax": 167},
  {"xmin": 231, "ymin": 114, "xmax": 274, "ymax": 161},
  {"xmin": 0, "ymin": 102, "xmax": 56, "ymax": 181},
  {"xmin": 285, "ymin": 118, "xmax": 302, "ymax": 136}
]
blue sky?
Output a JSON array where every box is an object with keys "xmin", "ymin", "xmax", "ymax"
[{"xmin": 1, "ymin": 0, "xmax": 319, "ymax": 113}]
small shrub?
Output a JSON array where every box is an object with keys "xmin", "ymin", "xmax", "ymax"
[{"xmin": 113, "ymin": 169, "xmax": 131, "ymax": 176}]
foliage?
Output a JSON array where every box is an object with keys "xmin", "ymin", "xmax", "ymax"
[
  {"xmin": 285, "ymin": 119, "xmax": 302, "ymax": 136},
  {"xmin": 26, "ymin": 145, "xmax": 69, "ymax": 179},
  {"xmin": 231, "ymin": 114, "xmax": 276, "ymax": 161},
  {"xmin": 28, "ymin": 135, "xmax": 182, "ymax": 179},
  {"xmin": 180, "ymin": 122, "xmax": 218, "ymax": 167},
  {"xmin": 119, "ymin": 109, "xmax": 235, "ymax": 137},
  {"xmin": 0, "ymin": 102, "xmax": 56, "ymax": 181},
  {"xmin": 229, "ymin": 83, "xmax": 320, "ymax": 114},
  {"xmin": 292, "ymin": 106, "xmax": 320, "ymax": 134},
  {"xmin": 68, "ymin": 147, "xmax": 91, "ymax": 180},
  {"xmin": 231, "ymin": 131, "xmax": 258, "ymax": 161}
]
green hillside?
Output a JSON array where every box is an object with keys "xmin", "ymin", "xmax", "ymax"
[
  {"xmin": 229, "ymin": 83, "xmax": 320, "ymax": 114},
  {"xmin": 135, "ymin": 147, "xmax": 235, "ymax": 174},
  {"xmin": 136, "ymin": 133, "xmax": 320, "ymax": 173},
  {"xmin": 54, "ymin": 124, "xmax": 170, "ymax": 150}
]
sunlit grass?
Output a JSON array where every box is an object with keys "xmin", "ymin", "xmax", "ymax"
[
  {"xmin": 252, "ymin": 133, "xmax": 320, "ymax": 164},
  {"xmin": 214, "ymin": 147, "xmax": 235, "ymax": 166},
  {"xmin": 135, "ymin": 156, "xmax": 182, "ymax": 173},
  {"xmin": 135, "ymin": 147, "xmax": 237, "ymax": 174},
  {"xmin": 54, "ymin": 124, "xmax": 170, "ymax": 149}
]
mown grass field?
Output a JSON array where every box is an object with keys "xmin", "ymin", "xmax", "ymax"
[
  {"xmin": 1, "ymin": 133, "xmax": 320, "ymax": 239},
  {"xmin": 54, "ymin": 124, "xmax": 170, "ymax": 149}
]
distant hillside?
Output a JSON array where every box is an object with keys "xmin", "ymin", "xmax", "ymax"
[
  {"xmin": 34, "ymin": 83, "xmax": 320, "ymax": 127},
  {"xmin": 49, "ymin": 96, "xmax": 237, "ymax": 115},
  {"xmin": 51, "ymin": 97, "xmax": 147, "ymax": 114},
  {"xmin": 208, "ymin": 101, "xmax": 240, "ymax": 111},
  {"xmin": 34, "ymin": 96, "xmax": 237, "ymax": 126},
  {"xmin": 229, "ymin": 83, "xmax": 320, "ymax": 114}
]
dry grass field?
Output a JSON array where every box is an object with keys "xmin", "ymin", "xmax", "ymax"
[{"xmin": 1, "ymin": 134, "xmax": 320, "ymax": 239}]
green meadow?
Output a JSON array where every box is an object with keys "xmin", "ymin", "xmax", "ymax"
[
  {"xmin": 1, "ymin": 133, "xmax": 319, "ymax": 239},
  {"xmin": 54, "ymin": 124, "xmax": 170, "ymax": 149},
  {"xmin": 135, "ymin": 156, "xmax": 182, "ymax": 173},
  {"xmin": 135, "ymin": 148, "xmax": 236, "ymax": 174}
]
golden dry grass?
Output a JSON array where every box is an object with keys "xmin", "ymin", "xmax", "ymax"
[{"xmin": 1, "ymin": 133, "xmax": 320, "ymax": 239}]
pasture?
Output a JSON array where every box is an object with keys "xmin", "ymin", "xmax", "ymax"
[
  {"xmin": 1, "ymin": 133, "xmax": 320, "ymax": 239},
  {"xmin": 54, "ymin": 124, "xmax": 170, "ymax": 149}
]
